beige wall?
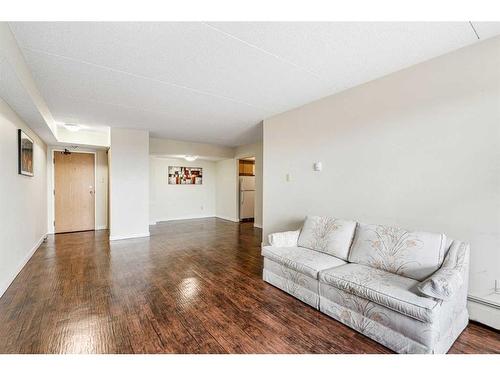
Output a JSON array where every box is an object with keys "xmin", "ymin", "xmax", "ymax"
[
  {"xmin": 150, "ymin": 135, "xmax": 263, "ymax": 228},
  {"xmin": 214, "ymin": 140, "xmax": 264, "ymax": 227},
  {"xmin": 57, "ymin": 127, "xmax": 110, "ymax": 148},
  {"xmin": 150, "ymin": 137, "xmax": 234, "ymax": 159},
  {"xmin": 263, "ymin": 37, "xmax": 500, "ymax": 325},
  {"xmin": 150, "ymin": 157, "xmax": 216, "ymax": 222},
  {"xmin": 0, "ymin": 97, "xmax": 47, "ymax": 297},
  {"xmin": 215, "ymin": 158, "xmax": 239, "ymax": 222},
  {"xmin": 95, "ymin": 150, "xmax": 108, "ymax": 230},
  {"xmin": 109, "ymin": 128, "xmax": 149, "ymax": 240}
]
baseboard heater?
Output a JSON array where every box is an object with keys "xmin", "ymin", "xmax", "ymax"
[{"xmin": 467, "ymin": 295, "xmax": 500, "ymax": 309}]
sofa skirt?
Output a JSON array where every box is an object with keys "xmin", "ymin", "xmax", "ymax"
[
  {"xmin": 263, "ymin": 258, "xmax": 320, "ymax": 309},
  {"xmin": 319, "ymin": 283, "xmax": 469, "ymax": 354},
  {"xmin": 320, "ymin": 293, "xmax": 430, "ymax": 353}
]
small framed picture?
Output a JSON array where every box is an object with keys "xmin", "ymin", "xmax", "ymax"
[{"xmin": 18, "ymin": 129, "xmax": 34, "ymax": 176}]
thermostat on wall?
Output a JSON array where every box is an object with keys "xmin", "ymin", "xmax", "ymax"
[{"xmin": 313, "ymin": 162, "xmax": 322, "ymax": 171}]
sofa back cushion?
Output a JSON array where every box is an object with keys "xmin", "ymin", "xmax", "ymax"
[
  {"xmin": 348, "ymin": 223, "xmax": 447, "ymax": 281},
  {"xmin": 297, "ymin": 216, "xmax": 357, "ymax": 260}
]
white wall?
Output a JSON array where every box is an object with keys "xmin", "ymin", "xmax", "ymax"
[
  {"xmin": 150, "ymin": 137, "xmax": 234, "ymax": 159},
  {"xmin": 150, "ymin": 135, "xmax": 263, "ymax": 228},
  {"xmin": 0, "ymin": 97, "xmax": 47, "ymax": 297},
  {"xmin": 215, "ymin": 158, "xmax": 239, "ymax": 222},
  {"xmin": 109, "ymin": 128, "xmax": 149, "ymax": 240},
  {"xmin": 263, "ymin": 37, "xmax": 500, "ymax": 325},
  {"xmin": 95, "ymin": 150, "xmax": 109, "ymax": 230},
  {"xmin": 46, "ymin": 147, "xmax": 108, "ymax": 233},
  {"xmin": 57, "ymin": 127, "xmax": 110, "ymax": 148},
  {"xmin": 150, "ymin": 157, "xmax": 216, "ymax": 222},
  {"xmin": 213, "ymin": 141, "xmax": 263, "ymax": 227},
  {"xmin": 94, "ymin": 149, "xmax": 109, "ymax": 230}
]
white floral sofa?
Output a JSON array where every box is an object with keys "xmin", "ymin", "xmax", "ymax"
[{"xmin": 262, "ymin": 216, "xmax": 470, "ymax": 354}]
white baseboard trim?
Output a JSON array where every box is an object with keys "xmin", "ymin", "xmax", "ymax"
[
  {"xmin": 155, "ymin": 214, "xmax": 216, "ymax": 222},
  {"xmin": 109, "ymin": 232, "xmax": 150, "ymax": 241},
  {"xmin": 467, "ymin": 296, "xmax": 500, "ymax": 330},
  {"xmin": 216, "ymin": 215, "xmax": 240, "ymax": 223},
  {"xmin": 48, "ymin": 226, "xmax": 108, "ymax": 233},
  {"xmin": 0, "ymin": 233, "xmax": 47, "ymax": 299},
  {"xmin": 149, "ymin": 221, "xmax": 157, "ymax": 225}
]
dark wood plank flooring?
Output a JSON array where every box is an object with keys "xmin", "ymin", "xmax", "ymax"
[{"xmin": 0, "ymin": 218, "xmax": 498, "ymax": 353}]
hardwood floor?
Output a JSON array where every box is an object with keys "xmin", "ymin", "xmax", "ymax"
[{"xmin": 0, "ymin": 218, "xmax": 498, "ymax": 354}]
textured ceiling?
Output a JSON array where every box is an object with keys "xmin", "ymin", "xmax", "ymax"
[
  {"xmin": 8, "ymin": 22, "xmax": 500, "ymax": 146},
  {"xmin": 0, "ymin": 56, "xmax": 54, "ymax": 142}
]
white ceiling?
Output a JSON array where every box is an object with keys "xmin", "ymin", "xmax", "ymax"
[
  {"xmin": 7, "ymin": 22, "xmax": 500, "ymax": 146},
  {"xmin": 0, "ymin": 55, "xmax": 55, "ymax": 142}
]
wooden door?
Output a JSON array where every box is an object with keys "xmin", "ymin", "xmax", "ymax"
[{"xmin": 54, "ymin": 151, "xmax": 95, "ymax": 233}]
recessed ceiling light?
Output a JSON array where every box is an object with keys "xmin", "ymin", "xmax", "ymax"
[
  {"xmin": 184, "ymin": 155, "xmax": 198, "ymax": 162},
  {"xmin": 64, "ymin": 123, "xmax": 81, "ymax": 132}
]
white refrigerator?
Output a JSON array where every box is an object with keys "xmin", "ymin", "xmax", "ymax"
[{"xmin": 239, "ymin": 176, "xmax": 255, "ymax": 220}]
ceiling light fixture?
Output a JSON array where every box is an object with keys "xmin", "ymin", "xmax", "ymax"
[
  {"xmin": 184, "ymin": 155, "xmax": 198, "ymax": 162},
  {"xmin": 64, "ymin": 123, "xmax": 81, "ymax": 132}
]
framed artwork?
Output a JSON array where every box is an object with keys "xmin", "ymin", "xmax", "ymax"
[
  {"xmin": 168, "ymin": 166, "xmax": 203, "ymax": 185},
  {"xmin": 18, "ymin": 129, "xmax": 34, "ymax": 176}
]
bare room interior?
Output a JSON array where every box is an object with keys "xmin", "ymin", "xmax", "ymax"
[{"xmin": 0, "ymin": 17, "xmax": 499, "ymax": 360}]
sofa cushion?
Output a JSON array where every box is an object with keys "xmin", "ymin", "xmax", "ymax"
[
  {"xmin": 319, "ymin": 263, "xmax": 439, "ymax": 323},
  {"xmin": 268, "ymin": 230, "xmax": 300, "ymax": 247},
  {"xmin": 297, "ymin": 216, "xmax": 357, "ymax": 260},
  {"xmin": 261, "ymin": 245, "xmax": 346, "ymax": 279},
  {"xmin": 348, "ymin": 223, "xmax": 447, "ymax": 281}
]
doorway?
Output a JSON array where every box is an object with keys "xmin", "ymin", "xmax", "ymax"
[
  {"xmin": 239, "ymin": 158, "xmax": 255, "ymax": 222},
  {"xmin": 54, "ymin": 150, "xmax": 95, "ymax": 233}
]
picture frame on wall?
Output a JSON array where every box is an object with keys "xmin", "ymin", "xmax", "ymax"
[
  {"xmin": 168, "ymin": 166, "xmax": 203, "ymax": 185},
  {"xmin": 18, "ymin": 129, "xmax": 34, "ymax": 177}
]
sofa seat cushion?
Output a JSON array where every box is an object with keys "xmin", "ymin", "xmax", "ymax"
[
  {"xmin": 297, "ymin": 216, "xmax": 357, "ymax": 260},
  {"xmin": 348, "ymin": 223, "xmax": 447, "ymax": 281},
  {"xmin": 261, "ymin": 246, "xmax": 347, "ymax": 279},
  {"xmin": 319, "ymin": 264, "xmax": 439, "ymax": 323}
]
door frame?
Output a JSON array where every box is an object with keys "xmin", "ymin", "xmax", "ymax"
[
  {"xmin": 51, "ymin": 149, "xmax": 97, "ymax": 234},
  {"xmin": 236, "ymin": 157, "xmax": 256, "ymax": 222}
]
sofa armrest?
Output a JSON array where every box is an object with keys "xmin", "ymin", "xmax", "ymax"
[
  {"xmin": 417, "ymin": 268, "xmax": 463, "ymax": 301},
  {"xmin": 268, "ymin": 230, "xmax": 300, "ymax": 247},
  {"xmin": 417, "ymin": 241, "xmax": 469, "ymax": 301}
]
